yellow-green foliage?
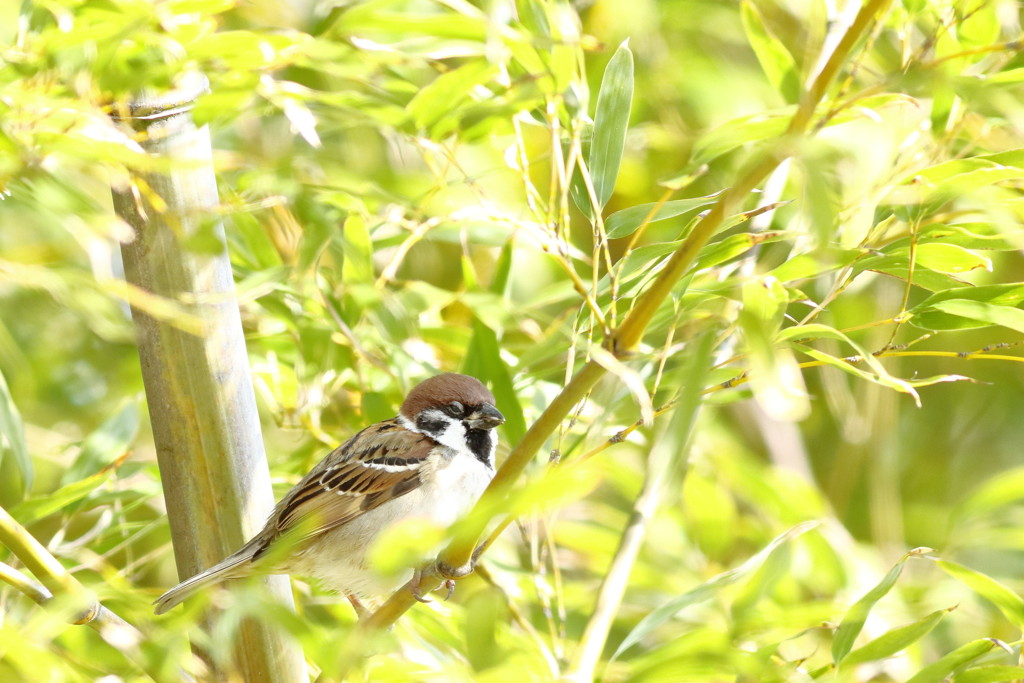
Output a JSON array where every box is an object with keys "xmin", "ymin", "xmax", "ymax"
[{"xmin": 2, "ymin": 0, "xmax": 1024, "ymax": 681}]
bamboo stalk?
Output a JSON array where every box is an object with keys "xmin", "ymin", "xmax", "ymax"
[{"xmin": 111, "ymin": 73, "xmax": 306, "ymax": 683}]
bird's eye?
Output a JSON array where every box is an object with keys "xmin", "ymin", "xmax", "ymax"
[{"xmin": 445, "ymin": 401, "xmax": 464, "ymax": 417}]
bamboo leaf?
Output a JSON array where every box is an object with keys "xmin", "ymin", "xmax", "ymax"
[
  {"xmin": 0, "ymin": 369, "xmax": 31, "ymax": 496},
  {"xmin": 63, "ymin": 399, "xmax": 139, "ymax": 486},
  {"xmin": 906, "ymin": 639, "xmax": 1000, "ymax": 683},
  {"xmin": 955, "ymin": 665, "xmax": 1024, "ymax": 683},
  {"xmin": 740, "ymin": 0, "xmax": 799, "ymax": 102},
  {"xmin": 917, "ymin": 300, "xmax": 1024, "ymax": 334},
  {"xmin": 463, "ymin": 318, "xmax": 527, "ymax": 444},
  {"xmin": 589, "ymin": 40, "xmax": 634, "ymax": 210},
  {"xmin": 611, "ymin": 521, "xmax": 817, "ymax": 661},
  {"xmin": 934, "ymin": 559, "xmax": 1024, "ymax": 629},
  {"xmin": 833, "ymin": 548, "xmax": 931, "ymax": 664},
  {"xmin": 341, "ymin": 215, "xmax": 374, "ymax": 284},
  {"xmin": 406, "ymin": 61, "xmax": 497, "ymax": 133},
  {"xmin": 842, "ymin": 607, "xmax": 952, "ymax": 667},
  {"xmin": 605, "ymin": 195, "xmax": 718, "ymax": 239}
]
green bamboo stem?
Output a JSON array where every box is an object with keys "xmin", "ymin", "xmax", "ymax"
[{"xmin": 110, "ymin": 73, "xmax": 306, "ymax": 682}]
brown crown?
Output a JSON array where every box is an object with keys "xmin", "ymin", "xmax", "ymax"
[{"xmin": 400, "ymin": 373, "xmax": 496, "ymax": 418}]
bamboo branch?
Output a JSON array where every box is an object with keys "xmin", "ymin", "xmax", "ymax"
[{"xmin": 0, "ymin": 506, "xmax": 185, "ymax": 682}]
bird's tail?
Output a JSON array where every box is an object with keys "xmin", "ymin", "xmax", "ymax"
[{"xmin": 153, "ymin": 543, "xmax": 258, "ymax": 615}]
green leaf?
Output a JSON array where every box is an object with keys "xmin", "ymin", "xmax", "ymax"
[
  {"xmin": 906, "ymin": 639, "xmax": 999, "ymax": 683},
  {"xmin": 63, "ymin": 399, "xmax": 139, "ymax": 486},
  {"xmin": 886, "ymin": 243, "xmax": 992, "ymax": 275},
  {"xmin": 605, "ymin": 195, "xmax": 719, "ymax": 239},
  {"xmin": 692, "ymin": 111, "xmax": 790, "ymax": 165},
  {"xmin": 832, "ymin": 547, "xmax": 929, "ymax": 664},
  {"xmin": 905, "ymin": 284, "xmax": 1024, "ymax": 331},
  {"xmin": 955, "ymin": 665, "xmax": 1024, "ymax": 683},
  {"xmin": 740, "ymin": 276, "xmax": 809, "ymax": 420},
  {"xmin": 406, "ymin": 61, "xmax": 498, "ymax": 134},
  {"xmin": 611, "ymin": 521, "xmax": 817, "ymax": 661},
  {"xmin": 490, "ymin": 240, "xmax": 514, "ymax": 296},
  {"xmin": 740, "ymin": 0, "xmax": 799, "ymax": 102},
  {"xmin": 916, "ymin": 300, "xmax": 1024, "ymax": 334},
  {"xmin": 0, "ymin": 369, "xmax": 31, "ymax": 496},
  {"xmin": 463, "ymin": 318, "xmax": 526, "ymax": 444},
  {"xmin": 934, "ymin": 559, "xmax": 1024, "ymax": 629},
  {"xmin": 694, "ymin": 231, "xmax": 788, "ymax": 271},
  {"xmin": 858, "ymin": 257, "xmax": 971, "ymax": 292},
  {"xmin": 959, "ymin": 467, "xmax": 1024, "ymax": 518},
  {"xmin": 589, "ymin": 40, "xmax": 634, "ymax": 210},
  {"xmin": 11, "ymin": 470, "xmax": 115, "ymax": 524},
  {"xmin": 841, "ymin": 607, "xmax": 951, "ymax": 667},
  {"xmin": 341, "ymin": 215, "xmax": 374, "ymax": 284}
]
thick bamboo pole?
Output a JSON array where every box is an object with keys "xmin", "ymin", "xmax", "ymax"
[{"xmin": 111, "ymin": 73, "xmax": 306, "ymax": 682}]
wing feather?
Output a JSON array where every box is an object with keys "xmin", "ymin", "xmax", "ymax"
[{"xmin": 253, "ymin": 419, "xmax": 436, "ymax": 559}]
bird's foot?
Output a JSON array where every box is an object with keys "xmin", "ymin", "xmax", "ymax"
[
  {"xmin": 410, "ymin": 567, "xmax": 438, "ymax": 603},
  {"xmin": 347, "ymin": 594, "xmax": 370, "ymax": 620},
  {"xmin": 410, "ymin": 559, "xmax": 474, "ymax": 602}
]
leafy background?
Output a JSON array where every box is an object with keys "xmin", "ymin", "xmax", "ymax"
[{"xmin": 2, "ymin": 0, "xmax": 1024, "ymax": 681}]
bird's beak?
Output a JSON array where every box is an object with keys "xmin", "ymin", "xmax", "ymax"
[{"xmin": 466, "ymin": 404, "xmax": 505, "ymax": 430}]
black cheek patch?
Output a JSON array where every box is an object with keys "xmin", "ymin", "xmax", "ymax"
[{"xmin": 465, "ymin": 430, "xmax": 494, "ymax": 468}]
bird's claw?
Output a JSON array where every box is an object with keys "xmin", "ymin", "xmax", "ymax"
[
  {"xmin": 410, "ymin": 568, "xmax": 434, "ymax": 603},
  {"xmin": 410, "ymin": 561, "xmax": 472, "ymax": 602}
]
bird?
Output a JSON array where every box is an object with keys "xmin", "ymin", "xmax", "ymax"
[{"xmin": 153, "ymin": 373, "xmax": 504, "ymax": 615}]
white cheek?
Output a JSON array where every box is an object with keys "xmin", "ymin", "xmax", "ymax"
[{"xmin": 434, "ymin": 420, "xmax": 469, "ymax": 454}]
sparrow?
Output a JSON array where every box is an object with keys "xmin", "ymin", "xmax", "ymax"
[{"xmin": 153, "ymin": 373, "xmax": 504, "ymax": 615}]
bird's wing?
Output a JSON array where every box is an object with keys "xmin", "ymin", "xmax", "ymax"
[{"xmin": 254, "ymin": 419, "xmax": 437, "ymax": 558}]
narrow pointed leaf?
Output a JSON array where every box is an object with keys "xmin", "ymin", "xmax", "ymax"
[
  {"xmin": 841, "ymin": 607, "xmax": 952, "ymax": 667},
  {"xmin": 955, "ymin": 665, "xmax": 1024, "ymax": 683},
  {"xmin": 0, "ymin": 369, "xmax": 30, "ymax": 495},
  {"xmin": 740, "ymin": 0, "xmax": 799, "ymax": 102},
  {"xmin": 934, "ymin": 559, "xmax": 1024, "ymax": 629},
  {"xmin": 589, "ymin": 41, "xmax": 634, "ymax": 210},
  {"xmin": 833, "ymin": 548, "xmax": 929, "ymax": 664},
  {"xmin": 605, "ymin": 195, "xmax": 718, "ymax": 239},
  {"xmin": 611, "ymin": 521, "xmax": 816, "ymax": 660},
  {"xmin": 906, "ymin": 639, "xmax": 999, "ymax": 683}
]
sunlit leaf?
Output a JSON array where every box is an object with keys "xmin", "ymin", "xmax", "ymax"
[
  {"xmin": 906, "ymin": 639, "xmax": 1000, "ymax": 683},
  {"xmin": 611, "ymin": 521, "xmax": 817, "ymax": 660},
  {"xmin": 841, "ymin": 607, "xmax": 952, "ymax": 668},
  {"xmin": 463, "ymin": 318, "xmax": 527, "ymax": 444},
  {"xmin": 914, "ymin": 300, "xmax": 1024, "ymax": 334},
  {"xmin": 934, "ymin": 559, "xmax": 1024, "ymax": 629},
  {"xmin": 588, "ymin": 40, "xmax": 634, "ymax": 210},
  {"xmin": 833, "ymin": 547, "xmax": 930, "ymax": 664},
  {"xmin": 341, "ymin": 215, "xmax": 374, "ymax": 284},
  {"xmin": 605, "ymin": 195, "xmax": 718, "ymax": 239},
  {"xmin": 406, "ymin": 61, "xmax": 498, "ymax": 134},
  {"xmin": 0, "ymin": 369, "xmax": 31, "ymax": 496},
  {"xmin": 740, "ymin": 0, "xmax": 799, "ymax": 102},
  {"xmin": 955, "ymin": 665, "xmax": 1024, "ymax": 683},
  {"xmin": 740, "ymin": 276, "xmax": 809, "ymax": 421},
  {"xmin": 62, "ymin": 399, "xmax": 139, "ymax": 485},
  {"xmin": 11, "ymin": 470, "xmax": 115, "ymax": 524}
]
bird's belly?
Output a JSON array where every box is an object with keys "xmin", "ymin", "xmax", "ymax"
[{"xmin": 288, "ymin": 456, "xmax": 494, "ymax": 597}]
